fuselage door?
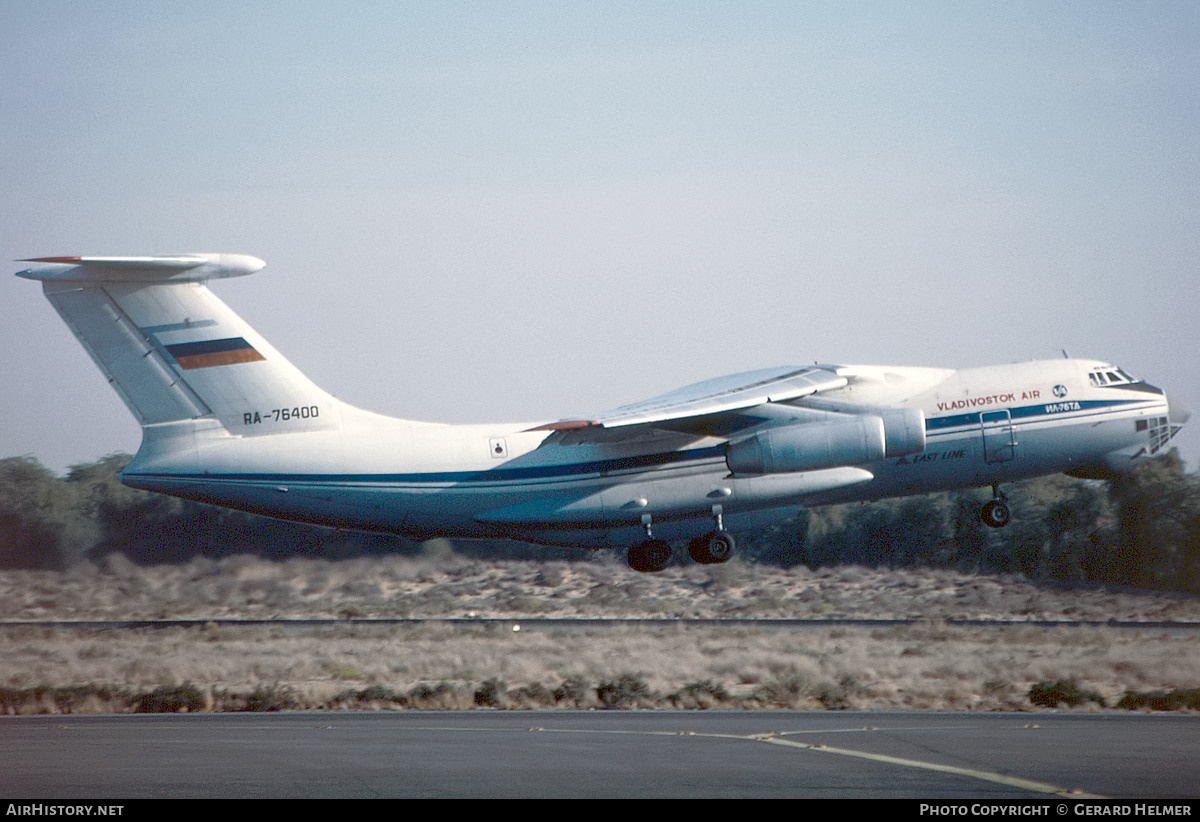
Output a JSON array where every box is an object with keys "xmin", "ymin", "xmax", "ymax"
[{"xmin": 981, "ymin": 409, "xmax": 1016, "ymax": 463}]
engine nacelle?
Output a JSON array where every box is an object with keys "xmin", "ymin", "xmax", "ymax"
[
  {"xmin": 725, "ymin": 408, "xmax": 926, "ymax": 474},
  {"xmin": 726, "ymin": 416, "xmax": 885, "ymax": 474},
  {"xmin": 875, "ymin": 406, "xmax": 927, "ymax": 457}
]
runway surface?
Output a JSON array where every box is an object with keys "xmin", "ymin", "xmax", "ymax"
[{"xmin": 3, "ymin": 710, "xmax": 1198, "ymax": 799}]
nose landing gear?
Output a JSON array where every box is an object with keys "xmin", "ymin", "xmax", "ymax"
[{"xmin": 980, "ymin": 485, "xmax": 1011, "ymax": 528}]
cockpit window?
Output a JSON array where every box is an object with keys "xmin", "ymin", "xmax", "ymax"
[{"xmin": 1088, "ymin": 367, "xmax": 1137, "ymax": 387}]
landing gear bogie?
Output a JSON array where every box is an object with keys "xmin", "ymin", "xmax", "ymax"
[
  {"xmin": 625, "ymin": 508, "xmax": 738, "ymax": 571},
  {"xmin": 688, "ymin": 530, "xmax": 736, "ymax": 564},
  {"xmin": 627, "ymin": 539, "xmax": 673, "ymax": 573}
]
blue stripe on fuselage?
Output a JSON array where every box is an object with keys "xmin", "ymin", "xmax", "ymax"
[
  {"xmin": 926, "ymin": 397, "xmax": 1146, "ymax": 433},
  {"xmin": 125, "ymin": 397, "xmax": 1152, "ymax": 489}
]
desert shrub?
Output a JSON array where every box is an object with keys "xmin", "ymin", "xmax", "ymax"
[
  {"xmin": 408, "ymin": 681, "xmax": 464, "ymax": 708},
  {"xmin": 509, "ymin": 681, "xmax": 555, "ymax": 707},
  {"xmin": 754, "ymin": 671, "xmax": 815, "ymax": 707},
  {"xmin": 244, "ymin": 683, "xmax": 296, "ymax": 712},
  {"xmin": 0, "ymin": 687, "xmax": 27, "ymax": 713},
  {"xmin": 552, "ymin": 677, "xmax": 590, "ymax": 707},
  {"xmin": 339, "ymin": 684, "xmax": 407, "ymax": 706},
  {"xmin": 0, "ymin": 684, "xmax": 131, "ymax": 714},
  {"xmin": 1116, "ymin": 687, "xmax": 1200, "ymax": 711},
  {"xmin": 669, "ymin": 679, "xmax": 730, "ymax": 708},
  {"xmin": 473, "ymin": 678, "xmax": 506, "ymax": 707},
  {"xmin": 409, "ymin": 682, "xmax": 449, "ymax": 701},
  {"xmin": 596, "ymin": 674, "xmax": 653, "ymax": 709},
  {"xmin": 53, "ymin": 684, "xmax": 122, "ymax": 712},
  {"xmin": 137, "ymin": 683, "xmax": 206, "ymax": 713},
  {"xmin": 816, "ymin": 675, "xmax": 862, "ymax": 710},
  {"xmin": 1028, "ymin": 678, "xmax": 1106, "ymax": 708}
]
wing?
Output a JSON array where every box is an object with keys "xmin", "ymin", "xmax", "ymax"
[{"xmin": 527, "ymin": 365, "xmax": 849, "ymax": 442}]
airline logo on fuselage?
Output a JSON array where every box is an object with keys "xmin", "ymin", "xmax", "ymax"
[{"xmin": 935, "ymin": 389, "xmax": 1041, "ymax": 413}]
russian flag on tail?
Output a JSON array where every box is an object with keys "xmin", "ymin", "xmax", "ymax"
[{"xmin": 165, "ymin": 337, "xmax": 265, "ymax": 370}]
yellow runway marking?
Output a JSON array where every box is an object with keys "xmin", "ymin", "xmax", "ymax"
[
  {"xmin": 419, "ymin": 721, "xmax": 1107, "ymax": 797},
  {"xmin": 756, "ymin": 734, "xmax": 1105, "ymax": 798},
  {"xmin": 506, "ymin": 723, "xmax": 1106, "ymax": 798}
]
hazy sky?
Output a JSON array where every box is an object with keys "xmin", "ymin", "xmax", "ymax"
[{"xmin": 3, "ymin": 1, "xmax": 1198, "ymax": 474}]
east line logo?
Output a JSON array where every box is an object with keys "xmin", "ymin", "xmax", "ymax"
[{"xmin": 897, "ymin": 449, "xmax": 967, "ymax": 465}]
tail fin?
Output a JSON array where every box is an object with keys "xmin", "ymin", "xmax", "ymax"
[{"xmin": 17, "ymin": 254, "xmax": 340, "ymax": 437}]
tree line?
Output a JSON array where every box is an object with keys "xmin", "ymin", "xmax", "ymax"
[{"xmin": 2, "ymin": 451, "xmax": 1198, "ymax": 593}]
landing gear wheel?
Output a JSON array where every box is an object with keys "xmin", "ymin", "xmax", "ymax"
[
  {"xmin": 688, "ymin": 531, "xmax": 736, "ymax": 564},
  {"xmin": 980, "ymin": 499, "xmax": 1011, "ymax": 528},
  {"xmin": 627, "ymin": 539, "xmax": 673, "ymax": 573}
]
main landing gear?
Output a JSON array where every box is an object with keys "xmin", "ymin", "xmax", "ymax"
[
  {"xmin": 688, "ymin": 530, "xmax": 736, "ymax": 564},
  {"xmin": 627, "ymin": 539, "xmax": 673, "ymax": 573},
  {"xmin": 980, "ymin": 484, "xmax": 1011, "ymax": 529},
  {"xmin": 627, "ymin": 509, "xmax": 737, "ymax": 572}
]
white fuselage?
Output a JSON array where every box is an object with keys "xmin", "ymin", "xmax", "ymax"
[
  {"xmin": 17, "ymin": 255, "xmax": 1182, "ymax": 566},
  {"xmin": 120, "ymin": 357, "xmax": 1174, "ymax": 549}
]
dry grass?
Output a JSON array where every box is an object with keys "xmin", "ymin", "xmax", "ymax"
[
  {"xmin": 6, "ymin": 553, "xmax": 1199, "ymax": 622},
  {"xmin": 1, "ymin": 554, "xmax": 1198, "ymax": 713}
]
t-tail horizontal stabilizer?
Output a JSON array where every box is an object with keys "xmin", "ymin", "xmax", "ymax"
[
  {"xmin": 16, "ymin": 253, "xmax": 338, "ymax": 439},
  {"xmin": 16, "ymin": 254, "xmax": 265, "ymax": 283}
]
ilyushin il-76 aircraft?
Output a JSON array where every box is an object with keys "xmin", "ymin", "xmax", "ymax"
[{"xmin": 17, "ymin": 253, "xmax": 1187, "ymax": 572}]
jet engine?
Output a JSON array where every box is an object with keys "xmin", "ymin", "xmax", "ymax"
[{"xmin": 725, "ymin": 407, "xmax": 926, "ymax": 474}]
